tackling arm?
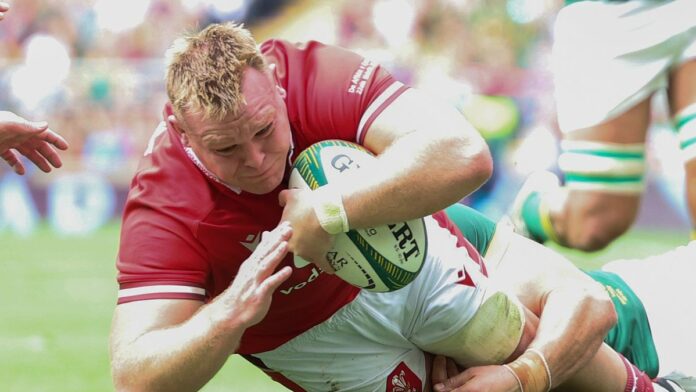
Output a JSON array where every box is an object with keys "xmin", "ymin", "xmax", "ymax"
[{"xmin": 489, "ymin": 233, "xmax": 620, "ymax": 389}]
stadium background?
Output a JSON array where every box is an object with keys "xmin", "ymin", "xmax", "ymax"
[{"xmin": 0, "ymin": 0, "xmax": 690, "ymax": 390}]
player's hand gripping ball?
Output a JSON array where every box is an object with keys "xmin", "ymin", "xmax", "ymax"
[{"xmin": 289, "ymin": 140, "xmax": 427, "ymax": 292}]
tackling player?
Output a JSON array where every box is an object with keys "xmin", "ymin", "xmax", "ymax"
[
  {"xmin": 510, "ymin": 0, "xmax": 696, "ymax": 249},
  {"xmin": 110, "ymin": 23, "xmax": 637, "ymax": 392},
  {"xmin": 433, "ymin": 203, "xmax": 694, "ymax": 391}
]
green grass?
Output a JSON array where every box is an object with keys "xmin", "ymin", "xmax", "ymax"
[
  {"xmin": 0, "ymin": 222, "xmax": 282, "ymax": 392},
  {"xmin": 0, "ymin": 222, "xmax": 688, "ymax": 391}
]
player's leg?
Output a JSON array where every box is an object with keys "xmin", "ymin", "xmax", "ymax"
[
  {"xmin": 509, "ymin": 0, "xmax": 669, "ymax": 251},
  {"xmin": 602, "ymin": 241, "xmax": 696, "ymax": 383},
  {"xmin": 513, "ymin": 100, "xmax": 651, "ymax": 251},
  {"xmin": 253, "ymin": 288, "xmax": 432, "ymax": 392},
  {"xmin": 668, "ymin": 58, "xmax": 696, "ymax": 241}
]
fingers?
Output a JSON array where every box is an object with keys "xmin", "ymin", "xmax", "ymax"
[
  {"xmin": 255, "ymin": 222, "xmax": 292, "ymax": 258},
  {"xmin": 278, "ymin": 189, "xmax": 289, "ymax": 207},
  {"xmin": 446, "ymin": 357, "xmax": 460, "ymax": 379},
  {"xmin": 10, "ymin": 118, "xmax": 48, "ymax": 134},
  {"xmin": 433, "ymin": 368, "xmax": 475, "ymax": 392},
  {"xmin": 431, "ymin": 355, "xmax": 449, "ymax": 386},
  {"xmin": 35, "ymin": 141, "xmax": 64, "ymax": 169},
  {"xmin": 18, "ymin": 146, "xmax": 52, "ymax": 172},
  {"xmin": 258, "ymin": 265, "xmax": 293, "ymax": 297},
  {"xmin": 40, "ymin": 129, "xmax": 69, "ymax": 150},
  {"xmin": 1, "ymin": 149, "xmax": 25, "ymax": 175}
]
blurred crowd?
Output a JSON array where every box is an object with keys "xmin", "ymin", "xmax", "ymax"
[{"xmin": 0, "ymin": 0, "xmax": 562, "ymax": 194}]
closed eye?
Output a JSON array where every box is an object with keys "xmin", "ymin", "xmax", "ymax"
[
  {"xmin": 215, "ymin": 145, "xmax": 237, "ymax": 154},
  {"xmin": 256, "ymin": 123, "xmax": 273, "ymax": 137}
]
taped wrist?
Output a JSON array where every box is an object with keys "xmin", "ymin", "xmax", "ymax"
[
  {"xmin": 311, "ymin": 186, "xmax": 349, "ymax": 235},
  {"xmin": 506, "ymin": 348, "xmax": 551, "ymax": 392}
]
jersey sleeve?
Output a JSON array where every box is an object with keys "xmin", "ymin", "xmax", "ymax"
[
  {"xmin": 116, "ymin": 205, "xmax": 209, "ymax": 304},
  {"xmin": 443, "ymin": 203, "xmax": 516, "ymax": 269},
  {"xmin": 262, "ymin": 39, "xmax": 409, "ymax": 145}
]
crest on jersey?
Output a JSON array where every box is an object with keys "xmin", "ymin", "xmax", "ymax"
[{"xmin": 387, "ymin": 362, "xmax": 422, "ymax": 392}]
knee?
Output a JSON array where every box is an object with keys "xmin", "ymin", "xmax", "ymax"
[{"xmin": 569, "ymin": 211, "xmax": 635, "ymax": 251}]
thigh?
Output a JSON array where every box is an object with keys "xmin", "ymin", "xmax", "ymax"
[
  {"xmin": 255, "ymin": 295, "xmax": 428, "ymax": 392},
  {"xmin": 602, "ymin": 242, "xmax": 696, "ymax": 376}
]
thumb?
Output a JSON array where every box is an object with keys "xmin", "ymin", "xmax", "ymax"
[
  {"xmin": 14, "ymin": 119, "xmax": 48, "ymax": 133},
  {"xmin": 31, "ymin": 121, "xmax": 49, "ymax": 130},
  {"xmin": 278, "ymin": 189, "xmax": 288, "ymax": 207}
]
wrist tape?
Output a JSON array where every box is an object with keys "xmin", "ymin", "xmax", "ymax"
[
  {"xmin": 312, "ymin": 186, "xmax": 349, "ymax": 235},
  {"xmin": 505, "ymin": 348, "xmax": 552, "ymax": 392}
]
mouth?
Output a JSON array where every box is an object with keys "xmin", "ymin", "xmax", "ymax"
[{"xmin": 247, "ymin": 160, "xmax": 278, "ymax": 180}]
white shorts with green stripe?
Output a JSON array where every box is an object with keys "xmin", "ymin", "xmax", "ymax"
[{"xmin": 553, "ymin": 0, "xmax": 696, "ymax": 133}]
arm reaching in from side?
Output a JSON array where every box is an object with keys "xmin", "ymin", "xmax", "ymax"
[
  {"xmin": 0, "ymin": 111, "xmax": 69, "ymax": 175},
  {"xmin": 110, "ymin": 223, "xmax": 293, "ymax": 391}
]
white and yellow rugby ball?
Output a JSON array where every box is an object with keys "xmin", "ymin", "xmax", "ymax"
[{"xmin": 289, "ymin": 140, "xmax": 427, "ymax": 292}]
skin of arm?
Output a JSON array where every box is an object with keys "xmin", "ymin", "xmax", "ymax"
[
  {"xmin": 432, "ymin": 233, "xmax": 623, "ymax": 392},
  {"xmin": 280, "ymin": 88, "xmax": 493, "ymax": 266},
  {"xmin": 109, "ymin": 223, "xmax": 293, "ymax": 391},
  {"xmin": 0, "ymin": 111, "xmax": 69, "ymax": 175},
  {"xmin": 496, "ymin": 234, "xmax": 618, "ymax": 388}
]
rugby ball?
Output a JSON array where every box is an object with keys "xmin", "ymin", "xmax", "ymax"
[{"xmin": 289, "ymin": 140, "xmax": 427, "ymax": 292}]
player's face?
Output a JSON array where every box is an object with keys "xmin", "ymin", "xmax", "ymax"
[{"xmin": 181, "ymin": 67, "xmax": 292, "ymax": 194}]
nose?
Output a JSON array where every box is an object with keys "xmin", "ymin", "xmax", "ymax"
[{"xmin": 242, "ymin": 141, "xmax": 265, "ymax": 168}]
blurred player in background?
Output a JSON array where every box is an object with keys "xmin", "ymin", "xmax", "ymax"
[
  {"xmin": 0, "ymin": 2, "xmax": 69, "ymax": 175},
  {"xmin": 433, "ymin": 203, "xmax": 695, "ymax": 392},
  {"xmin": 510, "ymin": 0, "xmax": 696, "ymax": 249},
  {"xmin": 108, "ymin": 22, "xmax": 640, "ymax": 392}
]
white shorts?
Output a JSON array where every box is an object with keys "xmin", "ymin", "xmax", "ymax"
[
  {"xmin": 553, "ymin": 0, "xmax": 696, "ymax": 132},
  {"xmin": 255, "ymin": 217, "xmax": 489, "ymax": 392},
  {"xmin": 602, "ymin": 241, "xmax": 696, "ymax": 377}
]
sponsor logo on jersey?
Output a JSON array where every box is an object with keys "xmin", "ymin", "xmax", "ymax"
[
  {"xmin": 348, "ymin": 58, "xmax": 375, "ymax": 95},
  {"xmin": 240, "ymin": 231, "xmax": 262, "ymax": 253},
  {"xmin": 387, "ymin": 362, "xmax": 422, "ymax": 392},
  {"xmin": 279, "ymin": 267, "xmax": 324, "ymax": 295}
]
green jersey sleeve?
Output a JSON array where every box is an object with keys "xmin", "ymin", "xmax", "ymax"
[
  {"xmin": 444, "ymin": 203, "xmax": 497, "ymax": 255},
  {"xmin": 443, "ymin": 203, "xmax": 516, "ymax": 270},
  {"xmin": 587, "ymin": 270, "xmax": 659, "ymax": 377}
]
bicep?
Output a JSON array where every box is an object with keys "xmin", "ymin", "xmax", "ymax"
[
  {"xmin": 363, "ymin": 88, "xmax": 480, "ymax": 154},
  {"xmin": 110, "ymin": 299, "xmax": 203, "ymax": 353}
]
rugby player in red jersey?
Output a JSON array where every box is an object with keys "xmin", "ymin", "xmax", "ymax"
[{"xmin": 110, "ymin": 23, "xmax": 640, "ymax": 392}]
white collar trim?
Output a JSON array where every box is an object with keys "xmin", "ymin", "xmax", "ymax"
[{"xmin": 184, "ymin": 147, "xmax": 242, "ymax": 194}]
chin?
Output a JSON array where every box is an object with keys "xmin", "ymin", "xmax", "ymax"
[{"xmin": 244, "ymin": 175, "xmax": 284, "ymax": 195}]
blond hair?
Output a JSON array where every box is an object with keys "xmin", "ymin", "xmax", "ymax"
[{"xmin": 165, "ymin": 22, "xmax": 267, "ymax": 122}]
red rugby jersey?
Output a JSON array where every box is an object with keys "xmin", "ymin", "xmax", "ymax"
[{"xmin": 117, "ymin": 39, "xmax": 410, "ymax": 354}]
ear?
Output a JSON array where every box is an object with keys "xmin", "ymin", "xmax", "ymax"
[
  {"xmin": 276, "ymin": 85, "xmax": 287, "ymax": 99},
  {"xmin": 168, "ymin": 115, "xmax": 190, "ymax": 146}
]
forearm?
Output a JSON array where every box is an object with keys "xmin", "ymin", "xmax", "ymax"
[
  {"xmin": 494, "ymin": 235, "xmax": 617, "ymax": 389},
  {"xmin": 111, "ymin": 301, "xmax": 245, "ymax": 391},
  {"xmin": 341, "ymin": 130, "xmax": 492, "ymax": 228},
  {"xmin": 526, "ymin": 283, "xmax": 616, "ymax": 388}
]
